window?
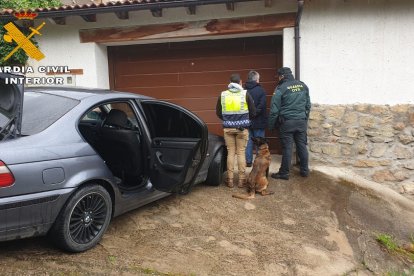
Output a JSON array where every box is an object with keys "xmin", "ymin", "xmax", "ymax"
[
  {"xmin": 81, "ymin": 102, "xmax": 140, "ymax": 131},
  {"xmin": 141, "ymin": 102, "xmax": 201, "ymax": 138},
  {"xmin": 22, "ymin": 92, "xmax": 80, "ymax": 135},
  {"xmin": 108, "ymin": 102, "xmax": 139, "ymax": 130},
  {"xmin": 81, "ymin": 107, "xmax": 103, "ymax": 122}
]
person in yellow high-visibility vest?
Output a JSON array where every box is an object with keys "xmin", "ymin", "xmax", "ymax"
[{"xmin": 216, "ymin": 74, "xmax": 256, "ymax": 188}]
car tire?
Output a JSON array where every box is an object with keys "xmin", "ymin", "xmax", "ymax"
[
  {"xmin": 205, "ymin": 148, "xmax": 225, "ymax": 186},
  {"xmin": 50, "ymin": 184, "xmax": 112, "ymax": 252}
]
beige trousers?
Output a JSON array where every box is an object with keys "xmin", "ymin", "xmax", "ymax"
[{"xmin": 223, "ymin": 128, "xmax": 249, "ymax": 181}]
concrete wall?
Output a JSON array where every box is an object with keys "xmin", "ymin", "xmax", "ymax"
[
  {"xmin": 299, "ymin": 0, "xmax": 414, "ymax": 105},
  {"xmin": 27, "ymin": 25, "xmax": 109, "ymax": 88}
]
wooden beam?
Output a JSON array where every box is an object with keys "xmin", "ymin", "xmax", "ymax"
[
  {"xmin": 81, "ymin": 14, "xmax": 97, "ymax": 22},
  {"xmin": 115, "ymin": 11, "xmax": 129, "ymax": 20},
  {"xmin": 187, "ymin": 5, "xmax": 196, "ymax": 15},
  {"xmin": 79, "ymin": 13, "xmax": 297, "ymax": 44},
  {"xmin": 226, "ymin": 3, "xmax": 234, "ymax": 11},
  {"xmin": 51, "ymin": 17, "xmax": 66, "ymax": 25},
  {"xmin": 151, "ymin": 8, "xmax": 162, "ymax": 17},
  {"xmin": 265, "ymin": 0, "xmax": 273, "ymax": 7}
]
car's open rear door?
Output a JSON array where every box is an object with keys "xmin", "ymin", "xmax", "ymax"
[
  {"xmin": 0, "ymin": 73, "xmax": 24, "ymax": 141},
  {"xmin": 139, "ymin": 100, "xmax": 208, "ymax": 194}
]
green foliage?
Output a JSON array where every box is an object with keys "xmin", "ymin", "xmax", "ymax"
[
  {"xmin": 107, "ymin": 255, "xmax": 117, "ymax": 265},
  {"xmin": 377, "ymin": 233, "xmax": 398, "ymax": 251},
  {"xmin": 0, "ymin": 0, "xmax": 61, "ymax": 9},
  {"xmin": 0, "ymin": 0, "xmax": 61, "ymax": 66},
  {"xmin": 386, "ymin": 267, "xmax": 414, "ymax": 276},
  {"xmin": 376, "ymin": 233, "xmax": 414, "ymax": 263}
]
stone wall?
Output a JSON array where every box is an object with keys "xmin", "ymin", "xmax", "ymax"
[{"xmin": 308, "ymin": 104, "xmax": 414, "ymax": 198}]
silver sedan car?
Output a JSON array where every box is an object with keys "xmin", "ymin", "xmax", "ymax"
[{"xmin": 0, "ymin": 74, "xmax": 226, "ymax": 252}]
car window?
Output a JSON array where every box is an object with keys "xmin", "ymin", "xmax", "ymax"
[
  {"xmin": 21, "ymin": 92, "xmax": 80, "ymax": 135},
  {"xmin": 140, "ymin": 102, "xmax": 201, "ymax": 138},
  {"xmin": 104, "ymin": 102, "xmax": 140, "ymax": 130},
  {"xmin": 80, "ymin": 108, "xmax": 103, "ymax": 123}
]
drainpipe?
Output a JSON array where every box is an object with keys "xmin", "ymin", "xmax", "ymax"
[{"xmin": 294, "ymin": 0, "xmax": 304, "ymax": 81}]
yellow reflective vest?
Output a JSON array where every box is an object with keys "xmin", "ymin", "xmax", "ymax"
[{"xmin": 220, "ymin": 90, "xmax": 250, "ymax": 128}]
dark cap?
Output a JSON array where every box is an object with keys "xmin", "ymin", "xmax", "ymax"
[{"xmin": 277, "ymin": 67, "xmax": 292, "ymax": 76}]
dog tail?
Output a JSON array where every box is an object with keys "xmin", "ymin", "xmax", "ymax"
[{"xmin": 232, "ymin": 192, "xmax": 255, "ymax": 200}]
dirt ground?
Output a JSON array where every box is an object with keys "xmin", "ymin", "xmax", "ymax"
[{"xmin": 1, "ymin": 159, "xmax": 414, "ymax": 276}]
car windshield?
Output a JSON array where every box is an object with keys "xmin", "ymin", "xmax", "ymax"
[{"xmin": 21, "ymin": 92, "xmax": 80, "ymax": 135}]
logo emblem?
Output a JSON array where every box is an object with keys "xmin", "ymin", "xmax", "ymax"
[{"xmin": 2, "ymin": 11, "xmax": 46, "ymax": 62}]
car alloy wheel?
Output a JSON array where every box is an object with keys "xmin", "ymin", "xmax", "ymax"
[
  {"xmin": 69, "ymin": 192, "xmax": 108, "ymax": 244},
  {"xmin": 50, "ymin": 184, "xmax": 112, "ymax": 252}
]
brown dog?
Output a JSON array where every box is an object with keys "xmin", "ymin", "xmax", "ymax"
[{"xmin": 232, "ymin": 137, "xmax": 274, "ymax": 199}]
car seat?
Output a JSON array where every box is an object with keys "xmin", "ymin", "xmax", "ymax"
[{"xmin": 99, "ymin": 109, "xmax": 143, "ymax": 185}]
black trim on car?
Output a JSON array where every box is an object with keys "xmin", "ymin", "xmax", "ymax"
[{"xmin": 0, "ymin": 195, "xmax": 59, "ymax": 211}]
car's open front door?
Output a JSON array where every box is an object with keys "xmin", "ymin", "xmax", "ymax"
[
  {"xmin": 0, "ymin": 73, "xmax": 24, "ymax": 141},
  {"xmin": 139, "ymin": 100, "xmax": 208, "ymax": 194}
]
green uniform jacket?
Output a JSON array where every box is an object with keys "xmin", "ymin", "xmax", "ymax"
[{"xmin": 268, "ymin": 78, "xmax": 311, "ymax": 130}]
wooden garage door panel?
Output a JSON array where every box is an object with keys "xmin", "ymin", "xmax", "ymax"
[
  {"xmin": 110, "ymin": 36, "xmax": 283, "ymax": 153},
  {"xmin": 192, "ymin": 110, "xmax": 221, "ymax": 124},
  {"xmin": 115, "ymin": 54, "xmax": 278, "ymax": 75},
  {"xmin": 116, "ymin": 83, "xmax": 276, "ymax": 100},
  {"xmin": 116, "ymin": 74, "xmax": 180, "ymax": 87},
  {"xmin": 113, "ymin": 37, "xmax": 281, "ymax": 61},
  {"xmin": 207, "ymin": 123, "xmax": 223, "ymax": 134},
  {"xmin": 116, "ymin": 85, "xmax": 225, "ymax": 98},
  {"xmin": 168, "ymin": 98, "xmax": 218, "ymax": 111},
  {"xmin": 117, "ymin": 69, "xmax": 277, "ymax": 89}
]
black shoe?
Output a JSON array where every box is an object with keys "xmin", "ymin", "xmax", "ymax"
[
  {"xmin": 271, "ymin": 172, "xmax": 289, "ymax": 180},
  {"xmin": 246, "ymin": 163, "xmax": 252, "ymax": 167},
  {"xmin": 300, "ymin": 172, "xmax": 309, "ymax": 177}
]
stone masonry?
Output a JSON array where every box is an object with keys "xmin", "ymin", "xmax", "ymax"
[{"xmin": 307, "ymin": 104, "xmax": 414, "ymax": 199}]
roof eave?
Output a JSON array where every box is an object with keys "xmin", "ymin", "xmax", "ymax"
[{"xmin": 0, "ymin": 0, "xmax": 256, "ymax": 20}]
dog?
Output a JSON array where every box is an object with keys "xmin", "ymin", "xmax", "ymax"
[{"xmin": 232, "ymin": 137, "xmax": 274, "ymax": 199}]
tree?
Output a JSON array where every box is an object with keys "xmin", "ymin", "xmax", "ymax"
[{"xmin": 0, "ymin": 0, "xmax": 61, "ymax": 66}]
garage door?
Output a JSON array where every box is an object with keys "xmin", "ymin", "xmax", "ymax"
[{"xmin": 108, "ymin": 36, "xmax": 283, "ymax": 153}]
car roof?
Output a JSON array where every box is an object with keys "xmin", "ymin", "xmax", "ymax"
[{"xmin": 26, "ymin": 86, "xmax": 153, "ymax": 101}]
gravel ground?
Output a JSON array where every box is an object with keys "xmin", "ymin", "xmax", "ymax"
[{"xmin": 1, "ymin": 159, "xmax": 413, "ymax": 276}]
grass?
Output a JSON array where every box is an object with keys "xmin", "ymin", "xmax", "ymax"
[
  {"xmin": 130, "ymin": 266, "xmax": 196, "ymax": 276},
  {"xmin": 377, "ymin": 234, "xmax": 398, "ymax": 251},
  {"xmin": 376, "ymin": 233, "xmax": 414, "ymax": 263},
  {"xmin": 108, "ymin": 255, "xmax": 117, "ymax": 265},
  {"xmin": 386, "ymin": 267, "xmax": 414, "ymax": 276}
]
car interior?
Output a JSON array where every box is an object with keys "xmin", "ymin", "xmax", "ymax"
[
  {"xmin": 78, "ymin": 102, "xmax": 146, "ymax": 189},
  {"xmin": 78, "ymin": 99, "xmax": 204, "ymax": 193}
]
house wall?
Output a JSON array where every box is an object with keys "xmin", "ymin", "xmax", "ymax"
[
  {"xmin": 291, "ymin": 0, "xmax": 414, "ymax": 198},
  {"xmin": 27, "ymin": 25, "xmax": 109, "ymax": 88},
  {"xmin": 299, "ymin": 0, "xmax": 414, "ymax": 105}
]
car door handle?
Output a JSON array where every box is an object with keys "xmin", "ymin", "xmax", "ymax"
[{"xmin": 155, "ymin": 151, "xmax": 183, "ymax": 172}]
